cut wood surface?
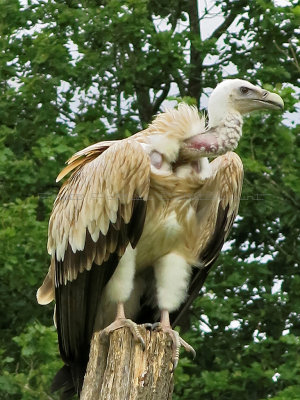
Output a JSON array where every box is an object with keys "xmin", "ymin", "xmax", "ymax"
[{"xmin": 80, "ymin": 327, "xmax": 174, "ymax": 400}]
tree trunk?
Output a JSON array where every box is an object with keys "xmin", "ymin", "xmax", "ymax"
[{"xmin": 80, "ymin": 327, "xmax": 174, "ymax": 400}]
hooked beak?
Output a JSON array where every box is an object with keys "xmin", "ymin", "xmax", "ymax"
[
  {"xmin": 252, "ymin": 91, "xmax": 284, "ymax": 110},
  {"xmin": 237, "ymin": 89, "xmax": 284, "ymax": 114}
]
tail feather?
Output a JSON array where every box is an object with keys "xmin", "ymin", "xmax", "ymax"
[
  {"xmin": 53, "ymin": 258, "xmax": 118, "ymax": 398},
  {"xmin": 51, "ymin": 365, "xmax": 76, "ymax": 399},
  {"xmin": 51, "ymin": 363, "xmax": 86, "ymax": 399}
]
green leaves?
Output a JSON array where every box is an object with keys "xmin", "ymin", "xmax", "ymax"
[{"xmin": 0, "ymin": 323, "xmax": 61, "ymax": 400}]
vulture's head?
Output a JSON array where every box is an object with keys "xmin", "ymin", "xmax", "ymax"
[
  {"xmin": 145, "ymin": 79, "xmax": 284, "ymax": 166},
  {"xmin": 208, "ymin": 79, "xmax": 284, "ymax": 126}
]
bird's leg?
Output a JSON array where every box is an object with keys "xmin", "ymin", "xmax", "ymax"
[
  {"xmin": 118, "ymin": 302, "xmax": 126, "ymax": 318},
  {"xmin": 149, "ymin": 253, "xmax": 197, "ymax": 368},
  {"xmin": 100, "ymin": 302, "xmax": 145, "ymax": 350},
  {"xmin": 99, "ymin": 246, "xmax": 145, "ymax": 349},
  {"xmin": 152, "ymin": 309, "xmax": 196, "ymax": 369}
]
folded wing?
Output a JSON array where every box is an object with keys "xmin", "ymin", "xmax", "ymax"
[
  {"xmin": 171, "ymin": 152, "xmax": 243, "ymax": 327},
  {"xmin": 38, "ymin": 139, "xmax": 150, "ymax": 396}
]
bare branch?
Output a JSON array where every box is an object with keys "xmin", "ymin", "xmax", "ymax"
[
  {"xmin": 202, "ymin": 50, "xmax": 250, "ymax": 69},
  {"xmin": 153, "ymin": 82, "xmax": 171, "ymax": 114},
  {"xmin": 208, "ymin": 12, "xmax": 237, "ymax": 42},
  {"xmin": 207, "ymin": 1, "xmax": 247, "ymax": 42},
  {"xmin": 187, "ymin": 0, "xmax": 203, "ymax": 103},
  {"xmin": 172, "ymin": 71, "xmax": 187, "ymax": 97},
  {"xmin": 273, "ymin": 39, "xmax": 300, "ymax": 72},
  {"xmin": 288, "ymin": 39, "xmax": 300, "ymax": 72}
]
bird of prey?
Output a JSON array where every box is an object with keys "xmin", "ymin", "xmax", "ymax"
[{"xmin": 37, "ymin": 79, "xmax": 283, "ymax": 398}]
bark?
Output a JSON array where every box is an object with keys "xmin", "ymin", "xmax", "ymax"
[
  {"xmin": 135, "ymin": 86, "xmax": 154, "ymax": 125},
  {"xmin": 187, "ymin": 0, "xmax": 203, "ymax": 105},
  {"xmin": 80, "ymin": 327, "xmax": 174, "ymax": 400}
]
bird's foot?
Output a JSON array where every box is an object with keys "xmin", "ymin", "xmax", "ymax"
[
  {"xmin": 151, "ymin": 322, "xmax": 196, "ymax": 369},
  {"xmin": 100, "ymin": 318, "xmax": 145, "ymax": 350}
]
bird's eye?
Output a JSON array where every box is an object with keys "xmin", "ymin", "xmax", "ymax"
[{"xmin": 240, "ymin": 86, "xmax": 250, "ymax": 95}]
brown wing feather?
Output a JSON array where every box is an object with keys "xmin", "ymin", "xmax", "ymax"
[
  {"xmin": 171, "ymin": 152, "xmax": 243, "ymax": 328},
  {"xmin": 48, "ymin": 139, "xmax": 150, "ymax": 278},
  {"xmin": 56, "ymin": 140, "xmax": 115, "ymax": 182},
  {"xmin": 40, "ymin": 139, "xmax": 150, "ymax": 397}
]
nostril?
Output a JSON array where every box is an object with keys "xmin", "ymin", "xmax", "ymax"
[{"xmin": 262, "ymin": 91, "xmax": 268, "ymax": 98}]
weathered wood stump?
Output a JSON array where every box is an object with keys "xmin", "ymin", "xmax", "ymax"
[{"xmin": 80, "ymin": 327, "xmax": 174, "ymax": 400}]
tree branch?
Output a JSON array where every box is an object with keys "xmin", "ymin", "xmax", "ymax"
[
  {"xmin": 171, "ymin": 71, "xmax": 187, "ymax": 97},
  {"xmin": 208, "ymin": 12, "xmax": 237, "ymax": 42},
  {"xmin": 153, "ymin": 82, "xmax": 171, "ymax": 114},
  {"xmin": 273, "ymin": 39, "xmax": 300, "ymax": 72},
  {"xmin": 202, "ymin": 50, "xmax": 249, "ymax": 69},
  {"xmin": 81, "ymin": 327, "xmax": 174, "ymax": 400},
  {"xmin": 187, "ymin": 0, "xmax": 203, "ymax": 104},
  {"xmin": 207, "ymin": 0, "xmax": 247, "ymax": 42},
  {"xmin": 135, "ymin": 86, "xmax": 154, "ymax": 125}
]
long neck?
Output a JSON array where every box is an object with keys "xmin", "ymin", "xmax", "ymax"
[
  {"xmin": 183, "ymin": 111, "xmax": 243, "ymax": 159},
  {"xmin": 216, "ymin": 111, "xmax": 243, "ymax": 153},
  {"xmin": 208, "ymin": 102, "xmax": 232, "ymax": 127}
]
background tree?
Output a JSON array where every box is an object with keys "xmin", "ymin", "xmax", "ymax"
[{"xmin": 0, "ymin": 0, "xmax": 299, "ymax": 399}]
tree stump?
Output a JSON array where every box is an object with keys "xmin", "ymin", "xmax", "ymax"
[{"xmin": 80, "ymin": 326, "xmax": 174, "ymax": 400}]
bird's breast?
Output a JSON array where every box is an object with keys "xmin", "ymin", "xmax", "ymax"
[
  {"xmin": 136, "ymin": 210, "xmax": 184, "ymax": 269},
  {"xmin": 134, "ymin": 172, "xmax": 205, "ymax": 269}
]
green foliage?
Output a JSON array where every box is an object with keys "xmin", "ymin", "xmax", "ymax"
[
  {"xmin": 0, "ymin": 323, "xmax": 60, "ymax": 400},
  {"xmin": 0, "ymin": 0, "xmax": 299, "ymax": 398}
]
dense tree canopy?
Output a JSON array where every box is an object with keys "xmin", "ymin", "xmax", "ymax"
[{"xmin": 0, "ymin": 0, "xmax": 299, "ymax": 399}]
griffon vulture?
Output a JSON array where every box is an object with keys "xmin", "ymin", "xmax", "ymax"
[{"xmin": 37, "ymin": 79, "xmax": 283, "ymax": 398}]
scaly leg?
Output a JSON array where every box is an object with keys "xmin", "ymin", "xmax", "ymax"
[
  {"xmin": 151, "ymin": 253, "xmax": 196, "ymax": 368},
  {"xmin": 152, "ymin": 309, "xmax": 196, "ymax": 369},
  {"xmin": 100, "ymin": 302, "xmax": 145, "ymax": 350}
]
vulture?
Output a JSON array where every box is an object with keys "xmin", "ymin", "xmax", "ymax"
[{"xmin": 37, "ymin": 79, "xmax": 283, "ymax": 398}]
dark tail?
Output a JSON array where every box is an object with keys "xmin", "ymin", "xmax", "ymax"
[
  {"xmin": 53, "ymin": 252, "xmax": 119, "ymax": 399},
  {"xmin": 51, "ymin": 364, "xmax": 76, "ymax": 399},
  {"xmin": 51, "ymin": 362, "xmax": 88, "ymax": 399}
]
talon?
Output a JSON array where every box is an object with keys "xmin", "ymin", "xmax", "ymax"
[
  {"xmin": 101, "ymin": 318, "xmax": 145, "ymax": 350},
  {"xmin": 100, "ymin": 302, "xmax": 145, "ymax": 350},
  {"xmin": 172, "ymin": 359, "xmax": 178, "ymax": 371},
  {"xmin": 150, "ymin": 322, "xmax": 161, "ymax": 331},
  {"xmin": 161, "ymin": 326, "xmax": 196, "ymax": 369},
  {"xmin": 153, "ymin": 310, "xmax": 196, "ymax": 368},
  {"xmin": 179, "ymin": 336, "xmax": 196, "ymax": 359},
  {"xmin": 142, "ymin": 322, "xmax": 154, "ymax": 330}
]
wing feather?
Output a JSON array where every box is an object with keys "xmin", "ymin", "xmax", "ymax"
[
  {"xmin": 48, "ymin": 139, "xmax": 150, "ymax": 271},
  {"xmin": 56, "ymin": 141, "xmax": 115, "ymax": 182},
  {"xmin": 40, "ymin": 139, "xmax": 150, "ymax": 397},
  {"xmin": 171, "ymin": 152, "xmax": 243, "ymax": 328}
]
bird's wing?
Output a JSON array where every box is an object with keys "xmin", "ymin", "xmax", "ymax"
[
  {"xmin": 48, "ymin": 138, "xmax": 150, "ymax": 274},
  {"xmin": 38, "ymin": 139, "xmax": 150, "ymax": 396},
  {"xmin": 171, "ymin": 152, "xmax": 243, "ymax": 327},
  {"xmin": 56, "ymin": 140, "xmax": 116, "ymax": 182},
  {"xmin": 37, "ymin": 140, "xmax": 119, "ymax": 305}
]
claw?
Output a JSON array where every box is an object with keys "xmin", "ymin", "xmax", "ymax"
[
  {"xmin": 142, "ymin": 322, "xmax": 161, "ymax": 331},
  {"xmin": 150, "ymin": 309, "xmax": 196, "ymax": 369},
  {"xmin": 100, "ymin": 303, "xmax": 145, "ymax": 350},
  {"xmin": 152, "ymin": 322, "xmax": 196, "ymax": 369},
  {"xmin": 100, "ymin": 318, "xmax": 145, "ymax": 350},
  {"xmin": 142, "ymin": 322, "xmax": 154, "ymax": 330}
]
